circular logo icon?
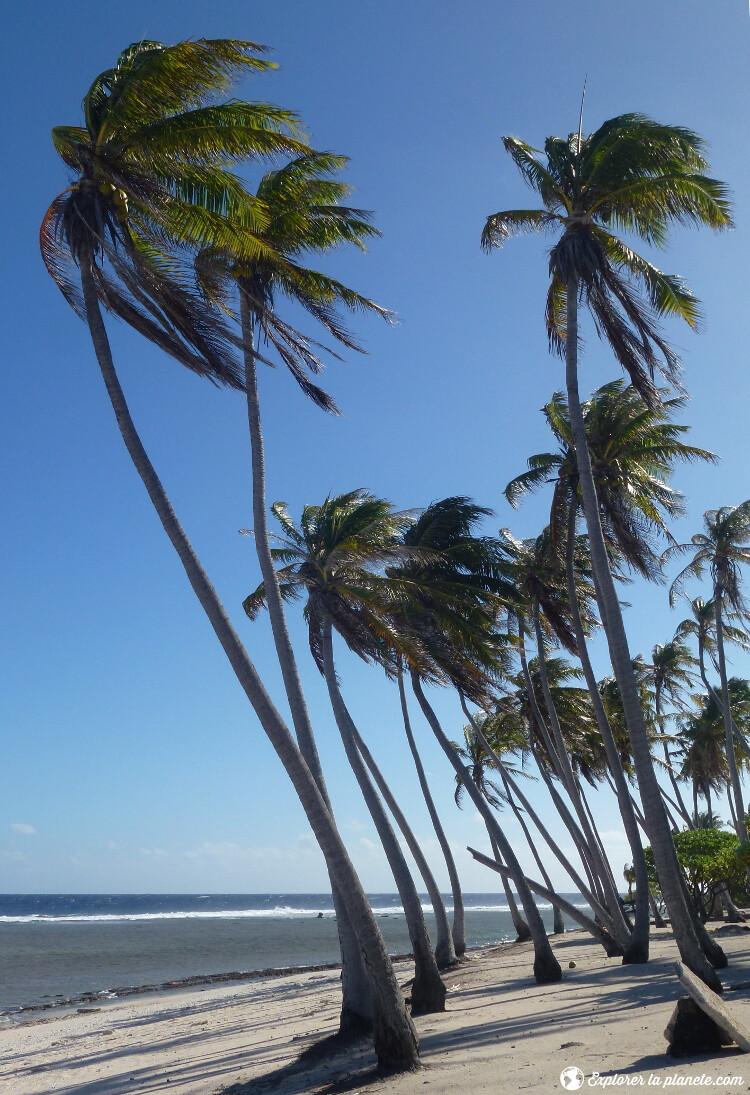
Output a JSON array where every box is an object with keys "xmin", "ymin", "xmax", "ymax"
[{"xmin": 560, "ymin": 1066, "xmax": 585, "ymax": 1091}]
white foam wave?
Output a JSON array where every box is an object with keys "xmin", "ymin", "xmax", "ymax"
[{"xmin": 0, "ymin": 900, "xmax": 590, "ymax": 925}]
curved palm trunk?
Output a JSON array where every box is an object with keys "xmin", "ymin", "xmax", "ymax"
[
  {"xmin": 321, "ymin": 619, "xmax": 446, "ymax": 1015},
  {"xmin": 488, "ymin": 829, "xmax": 531, "ymax": 941},
  {"xmin": 467, "ymin": 848, "xmax": 623, "ymax": 957},
  {"xmin": 497, "ymin": 767, "xmax": 565, "ymax": 934},
  {"xmin": 649, "ymin": 891, "xmax": 667, "ymax": 929},
  {"xmin": 80, "ymin": 256, "xmax": 418, "ymax": 1071},
  {"xmin": 350, "ymin": 724, "xmax": 458, "ymax": 969},
  {"xmin": 564, "ymin": 272, "xmax": 724, "ymax": 992},
  {"xmin": 655, "ymin": 686, "xmax": 693, "ymax": 829},
  {"xmin": 531, "ymin": 610, "xmax": 631, "ymax": 944},
  {"xmin": 698, "ymin": 638, "xmax": 750, "ymax": 761},
  {"xmin": 515, "ymin": 618, "xmax": 604, "ymax": 903},
  {"xmin": 563, "ymin": 504, "xmax": 650, "ymax": 961},
  {"xmin": 713, "ymin": 588, "xmax": 746, "ymax": 841},
  {"xmin": 410, "ymin": 674, "xmax": 562, "ymax": 983},
  {"xmin": 240, "ymin": 293, "xmax": 371, "ymax": 1029},
  {"xmin": 398, "ymin": 670, "xmax": 466, "ymax": 956},
  {"xmin": 470, "ymin": 713, "xmax": 610, "ymax": 925}
]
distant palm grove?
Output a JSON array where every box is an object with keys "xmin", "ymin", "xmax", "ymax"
[{"xmin": 45, "ymin": 38, "xmax": 750, "ymax": 1071}]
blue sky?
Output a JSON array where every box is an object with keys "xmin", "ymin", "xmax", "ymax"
[{"xmin": 2, "ymin": 0, "xmax": 750, "ymax": 894}]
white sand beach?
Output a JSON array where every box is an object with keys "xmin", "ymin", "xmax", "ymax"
[{"xmin": 3, "ymin": 927, "xmax": 750, "ymax": 1095}]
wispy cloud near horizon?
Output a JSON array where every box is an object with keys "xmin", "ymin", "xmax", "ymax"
[{"xmin": 11, "ymin": 823, "xmax": 36, "ymax": 836}]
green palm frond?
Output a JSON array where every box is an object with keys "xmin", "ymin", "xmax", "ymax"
[{"xmin": 487, "ymin": 113, "xmax": 732, "ymax": 401}]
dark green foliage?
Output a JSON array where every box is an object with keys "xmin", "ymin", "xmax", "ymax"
[{"xmin": 641, "ymin": 830, "xmax": 750, "ymax": 918}]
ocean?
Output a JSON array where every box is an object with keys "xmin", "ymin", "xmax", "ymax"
[{"xmin": 0, "ymin": 893, "xmax": 588, "ymax": 1019}]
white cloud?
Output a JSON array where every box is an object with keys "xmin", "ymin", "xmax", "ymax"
[{"xmin": 11, "ymin": 823, "xmax": 36, "ymax": 836}]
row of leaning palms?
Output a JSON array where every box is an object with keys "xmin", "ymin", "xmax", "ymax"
[
  {"xmin": 43, "ymin": 35, "xmax": 740, "ymax": 1072},
  {"xmin": 240, "ymin": 390, "xmax": 750, "ymax": 981}
]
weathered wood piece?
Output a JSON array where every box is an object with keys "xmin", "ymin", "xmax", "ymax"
[{"xmin": 674, "ymin": 961, "xmax": 750, "ymax": 1052}]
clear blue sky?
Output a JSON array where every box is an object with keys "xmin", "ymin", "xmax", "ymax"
[{"xmin": 2, "ymin": 0, "xmax": 749, "ymax": 894}]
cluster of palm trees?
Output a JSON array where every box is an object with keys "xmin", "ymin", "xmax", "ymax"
[{"xmin": 45, "ymin": 37, "xmax": 748, "ymax": 1072}]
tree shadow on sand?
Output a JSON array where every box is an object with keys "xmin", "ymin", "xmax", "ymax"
[{"xmin": 219, "ymin": 1029, "xmax": 395, "ymax": 1095}]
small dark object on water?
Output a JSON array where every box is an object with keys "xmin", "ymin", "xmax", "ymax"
[{"xmin": 317, "ymin": 912, "xmax": 323, "ymax": 918}]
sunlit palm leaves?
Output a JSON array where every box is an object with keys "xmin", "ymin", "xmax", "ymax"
[
  {"xmin": 43, "ymin": 38, "xmax": 306, "ymax": 387},
  {"xmin": 483, "ymin": 115, "xmax": 732, "ymax": 404}
]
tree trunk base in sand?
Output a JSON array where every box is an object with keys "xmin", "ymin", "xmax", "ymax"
[{"xmin": 665, "ymin": 997, "xmax": 730, "ymax": 1057}]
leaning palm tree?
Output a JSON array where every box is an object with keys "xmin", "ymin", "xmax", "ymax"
[
  {"xmin": 651, "ymin": 640, "xmax": 699, "ymax": 828},
  {"xmin": 216, "ymin": 153, "xmax": 391, "ymax": 1030},
  {"xmin": 670, "ymin": 503, "xmax": 750, "ymax": 847},
  {"xmin": 678, "ymin": 695, "xmax": 732, "ymax": 828},
  {"xmin": 454, "ymin": 724, "xmax": 531, "ymax": 942},
  {"xmin": 43, "ymin": 40, "xmax": 418, "ymax": 1068},
  {"xmin": 388, "ymin": 497, "xmax": 512, "ymax": 958},
  {"xmin": 244, "ymin": 490, "xmax": 451, "ymax": 1010},
  {"xmin": 483, "ymin": 113, "xmax": 732, "ymax": 988},
  {"xmin": 505, "ymin": 381, "xmax": 717, "ymax": 962},
  {"xmin": 382, "ymin": 504, "xmax": 564, "ymax": 983}
]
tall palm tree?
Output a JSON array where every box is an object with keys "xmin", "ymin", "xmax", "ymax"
[
  {"xmin": 670, "ymin": 503, "xmax": 750, "ymax": 847},
  {"xmin": 43, "ymin": 41, "xmax": 419, "ymax": 1068},
  {"xmin": 244, "ymin": 490, "xmax": 450, "ymax": 1010},
  {"xmin": 497, "ymin": 530, "xmax": 631, "ymax": 943},
  {"xmin": 483, "ymin": 113, "xmax": 731, "ymax": 988},
  {"xmin": 388, "ymin": 497, "xmax": 513, "ymax": 957},
  {"xmin": 453, "ymin": 722, "xmax": 532, "ymax": 942},
  {"xmin": 651, "ymin": 640, "xmax": 699, "ymax": 828},
  {"xmin": 214, "ymin": 152, "xmax": 392, "ymax": 1029},
  {"xmin": 505, "ymin": 381, "xmax": 717, "ymax": 962},
  {"xmin": 675, "ymin": 597, "xmax": 750, "ymax": 757},
  {"xmin": 678, "ymin": 694, "xmax": 732, "ymax": 827},
  {"xmin": 381, "ymin": 504, "xmax": 564, "ymax": 983}
]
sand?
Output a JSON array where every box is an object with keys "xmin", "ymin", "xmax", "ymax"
[{"xmin": 3, "ymin": 926, "xmax": 750, "ymax": 1095}]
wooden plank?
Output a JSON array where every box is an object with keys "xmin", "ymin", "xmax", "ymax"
[{"xmin": 675, "ymin": 961, "xmax": 750, "ymax": 1052}]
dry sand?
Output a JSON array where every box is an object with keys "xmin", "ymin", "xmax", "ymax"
[{"xmin": 3, "ymin": 926, "xmax": 750, "ymax": 1095}]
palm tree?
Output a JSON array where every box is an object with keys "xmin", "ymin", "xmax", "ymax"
[
  {"xmin": 670, "ymin": 504, "xmax": 750, "ymax": 848},
  {"xmin": 454, "ymin": 724, "xmax": 531, "ymax": 942},
  {"xmin": 678, "ymin": 695, "xmax": 731, "ymax": 828},
  {"xmin": 214, "ymin": 152, "xmax": 392, "ymax": 1029},
  {"xmin": 43, "ymin": 41, "xmax": 419, "ymax": 1068},
  {"xmin": 244, "ymin": 490, "xmax": 450, "ymax": 1010},
  {"xmin": 505, "ymin": 381, "xmax": 717, "ymax": 962},
  {"xmin": 380, "ymin": 504, "xmax": 564, "ymax": 983},
  {"xmin": 497, "ymin": 529, "xmax": 631, "ymax": 944},
  {"xmin": 651, "ymin": 640, "xmax": 699, "ymax": 828},
  {"xmin": 388, "ymin": 497, "xmax": 513, "ymax": 958},
  {"xmin": 483, "ymin": 113, "xmax": 731, "ymax": 989}
]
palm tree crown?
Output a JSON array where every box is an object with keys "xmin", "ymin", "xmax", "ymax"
[
  {"xmin": 43, "ymin": 38, "xmax": 305, "ymax": 386},
  {"xmin": 506, "ymin": 381, "xmax": 716, "ymax": 578},
  {"xmin": 483, "ymin": 114, "xmax": 732, "ymax": 404},
  {"xmin": 198, "ymin": 151, "xmax": 390, "ymax": 410}
]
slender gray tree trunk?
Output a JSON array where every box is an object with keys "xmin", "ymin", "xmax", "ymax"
[
  {"xmin": 321, "ymin": 618, "xmax": 446, "ymax": 1015},
  {"xmin": 488, "ymin": 829, "xmax": 531, "ymax": 941},
  {"xmin": 563, "ymin": 272, "xmax": 724, "ymax": 991},
  {"xmin": 515, "ymin": 617, "xmax": 604, "ymax": 904},
  {"xmin": 80, "ymin": 255, "xmax": 419, "ymax": 1071},
  {"xmin": 563, "ymin": 498, "xmax": 651, "ymax": 959},
  {"xmin": 497, "ymin": 767, "xmax": 565, "ymax": 934},
  {"xmin": 411, "ymin": 674, "xmax": 562, "ymax": 983},
  {"xmin": 531, "ymin": 610, "xmax": 631, "ymax": 943},
  {"xmin": 467, "ymin": 710, "xmax": 609, "ymax": 924},
  {"xmin": 239, "ymin": 291, "xmax": 372, "ymax": 1029},
  {"xmin": 350, "ymin": 723, "xmax": 458, "ymax": 969},
  {"xmin": 398, "ymin": 669, "xmax": 466, "ymax": 956},
  {"xmin": 713, "ymin": 588, "xmax": 746, "ymax": 842},
  {"xmin": 467, "ymin": 848, "xmax": 623, "ymax": 957}
]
